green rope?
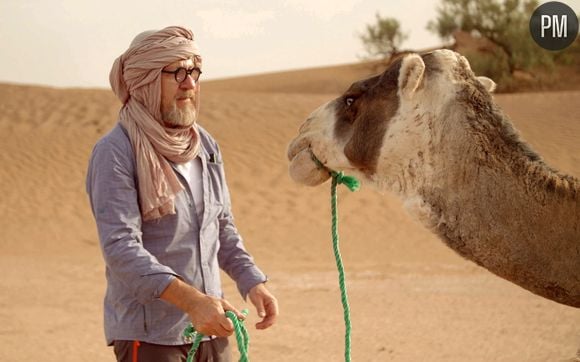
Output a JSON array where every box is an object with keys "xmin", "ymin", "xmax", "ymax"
[
  {"xmin": 182, "ymin": 150, "xmax": 359, "ymax": 362},
  {"xmin": 332, "ymin": 171, "xmax": 360, "ymax": 193},
  {"xmin": 309, "ymin": 149, "xmax": 360, "ymax": 193},
  {"xmin": 331, "ymin": 172, "xmax": 358, "ymax": 362},
  {"xmin": 184, "ymin": 309, "xmax": 250, "ymax": 362},
  {"xmin": 309, "ymin": 149, "xmax": 360, "ymax": 361}
]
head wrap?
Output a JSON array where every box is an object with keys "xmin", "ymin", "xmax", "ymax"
[{"xmin": 109, "ymin": 26, "xmax": 201, "ymax": 221}]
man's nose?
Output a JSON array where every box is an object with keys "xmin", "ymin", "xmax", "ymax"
[{"xmin": 179, "ymin": 75, "xmax": 196, "ymax": 89}]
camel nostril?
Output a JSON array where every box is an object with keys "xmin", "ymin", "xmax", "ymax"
[{"xmin": 299, "ymin": 119, "xmax": 311, "ymax": 133}]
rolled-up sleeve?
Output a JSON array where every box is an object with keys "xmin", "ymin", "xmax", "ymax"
[
  {"xmin": 86, "ymin": 132, "xmax": 178, "ymax": 304},
  {"xmin": 215, "ymin": 157, "xmax": 267, "ymax": 299}
]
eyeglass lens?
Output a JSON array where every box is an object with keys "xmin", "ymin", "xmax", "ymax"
[{"xmin": 176, "ymin": 68, "xmax": 201, "ymax": 83}]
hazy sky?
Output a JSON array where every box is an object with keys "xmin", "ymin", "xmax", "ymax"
[{"xmin": 1, "ymin": 0, "xmax": 578, "ymax": 88}]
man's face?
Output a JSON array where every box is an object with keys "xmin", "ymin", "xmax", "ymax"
[{"xmin": 160, "ymin": 57, "xmax": 201, "ymax": 128}]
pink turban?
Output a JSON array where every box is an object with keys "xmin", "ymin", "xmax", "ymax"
[{"xmin": 109, "ymin": 26, "xmax": 201, "ymax": 221}]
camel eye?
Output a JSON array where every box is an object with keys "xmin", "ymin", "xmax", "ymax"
[{"xmin": 345, "ymin": 97, "xmax": 355, "ymax": 107}]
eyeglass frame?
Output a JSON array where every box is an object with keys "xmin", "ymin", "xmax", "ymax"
[{"xmin": 161, "ymin": 67, "xmax": 202, "ymax": 83}]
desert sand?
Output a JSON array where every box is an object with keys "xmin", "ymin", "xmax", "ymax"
[{"xmin": 0, "ymin": 62, "xmax": 579, "ymax": 361}]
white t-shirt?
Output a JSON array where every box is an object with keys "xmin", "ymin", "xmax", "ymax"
[{"xmin": 175, "ymin": 157, "xmax": 204, "ymax": 218}]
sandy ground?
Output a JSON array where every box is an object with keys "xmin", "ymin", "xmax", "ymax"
[{"xmin": 0, "ymin": 65, "xmax": 579, "ymax": 361}]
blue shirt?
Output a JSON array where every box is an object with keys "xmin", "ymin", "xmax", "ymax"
[{"xmin": 86, "ymin": 123, "xmax": 267, "ymax": 345}]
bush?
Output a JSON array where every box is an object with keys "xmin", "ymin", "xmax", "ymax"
[{"xmin": 359, "ymin": 13, "xmax": 408, "ymax": 60}]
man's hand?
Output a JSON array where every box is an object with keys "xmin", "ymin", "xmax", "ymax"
[
  {"xmin": 186, "ymin": 294, "xmax": 245, "ymax": 337},
  {"xmin": 160, "ymin": 278, "xmax": 245, "ymax": 337},
  {"xmin": 248, "ymin": 283, "xmax": 278, "ymax": 329}
]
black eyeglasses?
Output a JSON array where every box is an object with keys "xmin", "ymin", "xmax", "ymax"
[{"xmin": 161, "ymin": 67, "xmax": 202, "ymax": 83}]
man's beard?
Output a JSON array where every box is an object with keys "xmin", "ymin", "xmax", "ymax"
[{"xmin": 162, "ymin": 103, "xmax": 197, "ymax": 128}]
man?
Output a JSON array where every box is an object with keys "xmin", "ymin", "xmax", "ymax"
[{"xmin": 86, "ymin": 26, "xmax": 278, "ymax": 362}]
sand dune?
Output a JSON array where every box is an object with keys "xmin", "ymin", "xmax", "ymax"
[{"xmin": 0, "ymin": 59, "xmax": 579, "ymax": 361}]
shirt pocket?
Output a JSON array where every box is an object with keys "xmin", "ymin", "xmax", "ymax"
[{"xmin": 205, "ymin": 161, "xmax": 226, "ymax": 214}]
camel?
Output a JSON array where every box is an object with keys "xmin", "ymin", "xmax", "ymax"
[{"xmin": 287, "ymin": 49, "xmax": 580, "ymax": 309}]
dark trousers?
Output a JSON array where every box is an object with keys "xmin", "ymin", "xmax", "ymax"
[{"xmin": 113, "ymin": 338, "xmax": 231, "ymax": 362}]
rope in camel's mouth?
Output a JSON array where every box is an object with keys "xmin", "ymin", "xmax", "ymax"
[
  {"xmin": 308, "ymin": 146, "xmax": 359, "ymax": 362},
  {"xmin": 307, "ymin": 148, "xmax": 360, "ymax": 192}
]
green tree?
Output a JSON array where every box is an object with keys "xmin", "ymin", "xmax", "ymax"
[
  {"xmin": 427, "ymin": 0, "xmax": 550, "ymax": 74},
  {"xmin": 360, "ymin": 13, "xmax": 408, "ymax": 59}
]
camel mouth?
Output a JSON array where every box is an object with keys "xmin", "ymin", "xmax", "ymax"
[
  {"xmin": 288, "ymin": 148, "xmax": 331, "ymax": 186},
  {"xmin": 287, "ymin": 137, "xmax": 331, "ymax": 186},
  {"xmin": 287, "ymin": 136, "xmax": 309, "ymax": 162}
]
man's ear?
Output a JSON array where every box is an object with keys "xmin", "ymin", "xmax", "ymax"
[
  {"xmin": 398, "ymin": 54, "xmax": 425, "ymax": 99},
  {"xmin": 477, "ymin": 76, "xmax": 497, "ymax": 93}
]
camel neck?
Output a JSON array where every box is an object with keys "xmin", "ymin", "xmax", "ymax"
[{"xmin": 413, "ymin": 111, "xmax": 580, "ymax": 308}]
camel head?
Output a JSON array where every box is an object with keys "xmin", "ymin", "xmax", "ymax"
[{"xmin": 287, "ymin": 49, "xmax": 497, "ymax": 191}]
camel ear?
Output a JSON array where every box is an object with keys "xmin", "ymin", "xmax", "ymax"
[
  {"xmin": 398, "ymin": 54, "xmax": 425, "ymax": 99},
  {"xmin": 477, "ymin": 76, "xmax": 497, "ymax": 93}
]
